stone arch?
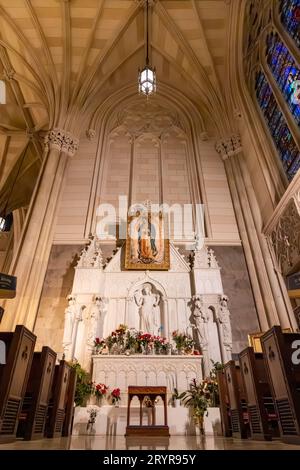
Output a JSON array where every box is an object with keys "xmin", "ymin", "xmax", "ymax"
[{"xmin": 127, "ymin": 276, "xmax": 167, "ymax": 336}]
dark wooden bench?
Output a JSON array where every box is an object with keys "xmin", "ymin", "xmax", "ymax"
[
  {"xmin": 45, "ymin": 359, "xmax": 71, "ymax": 438},
  {"xmin": 0, "ymin": 325, "xmax": 36, "ymax": 442},
  {"xmin": 261, "ymin": 326, "xmax": 300, "ymax": 444},
  {"xmin": 17, "ymin": 346, "xmax": 57, "ymax": 440},
  {"xmin": 62, "ymin": 366, "xmax": 77, "ymax": 437},
  {"xmin": 224, "ymin": 360, "xmax": 249, "ymax": 439},
  {"xmin": 239, "ymin": 346, "xmax": 279, "ymax": 440},
  {"xmin": 216, "ymin": 369, "xmax": 232, "ymax": 437}
]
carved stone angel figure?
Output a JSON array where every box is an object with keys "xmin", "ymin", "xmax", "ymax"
[
  {"xmin": 134, "ymin": 283, "xmax": 160, "ymax": 335},
  {"xmin": 86, "ymin": 296, "xmax": 105, "ymax": 347},
  {"xmin": 62, "ymin": 295, "xmax": 83, "ymax": 360}
]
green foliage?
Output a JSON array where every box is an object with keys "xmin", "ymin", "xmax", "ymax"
[
  {"xmin": 178, "ymin": 379, "xmax": 209, "ymax": 418},
  {"xmin": 69, "ymin": 361, "xmax": 94, "ymax": 407}
]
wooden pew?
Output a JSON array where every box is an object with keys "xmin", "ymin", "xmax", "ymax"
[
  {"xmin": 216, "ymin": 369, "xmax": 232, "ymax": 437},
  {"xmin": 261, "ymin": 326, "xmax": 300, "ymax": 444},
  {"xmin": 17, "ymin": 346, "xmax": 57, "ymax": 440},
  {"xmin": 62, "ymin": 367, "xmax": 77, "ymax": 437},
  {"xmin": 46, "ymin": 359, "xmax": 71, "ymax": 438},
  {"xmin": 224, "ymin": 360, "xmax": 249, "ymax": 439},
  {"xmin": 239, "ymin": 347, "xmax": 279, "ymax": 440},
  {"xmin": 0, "ymin": 325, "xmax": 36, "ymax": 442}
]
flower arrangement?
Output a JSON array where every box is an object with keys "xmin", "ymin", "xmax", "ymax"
[
  {"xmin": 206, "ymin": 361, "xmax": 224, "ymax": 406},
  {"xmin": 178, "ymin": 378, "xmax": 209, "ymax": 434},
  {"xmin": 143, "ymin": 397, "xmax": 158, "ymax": 408},
  {"xmin": 172, "ymin": 330, "xmax": 195, "ymax": 354},
  {"xmin": 86, "ymin": 407, "xmax": 98, "ymax": 433},
  {"xmin": 153, "ymin": 335, "xmax": 170, "ymax": 354},
  {"xmin": 94, "ymin": 382, "xmax": 108, "ymax": 399},
  {"xmin": 94, "ymin": 337, "xmax": 106, "ymax": 353},
  {"xmin": 110, "ymin": 388, "xmax": 121, "ymax": 405}
]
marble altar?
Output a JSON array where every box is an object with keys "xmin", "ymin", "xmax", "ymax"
[{"xmin": 63, "ymin": 235, "xmax": 233, "ymax": 378}]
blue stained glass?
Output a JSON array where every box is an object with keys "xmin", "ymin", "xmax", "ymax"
[
  {"xmin": 266, "ymin": 32, "xmax": 300, "ymax": 126},
  {"xmin": 255, "ymin": 70, "xmax": 300, "ymax": 180},
  {"xmin": 280, "ymin": 0, "xmax": 300, "ymax": 48}
]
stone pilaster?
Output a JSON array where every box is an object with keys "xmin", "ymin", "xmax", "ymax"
[
  {"xmin": 1, "ymin": 128, "xmax": 79, "ymax": 331},
  {"xmin": 216, "ymin": 134, "xmax": 297, "ymax": 330}
]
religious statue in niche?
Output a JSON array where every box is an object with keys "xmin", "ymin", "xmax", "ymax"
[
  {"xmin": 191, "ymin": 296, "xmax": 208, "ymax": 351},
  {"xmin": 86, "ymin": 296, "xmax": 107, "ymax": 348},
  {"xmin": 125, "ymin": 204, "xmax": 170, "ymax": 270},
  {"xmin": 62, "ymin": 295, "xmax": 85, "ymax": 361},
  {"xmin": 134, "ymin": 283, "xmax": 161, "ymax": 335},
  {"xmin": 218, "ymin": 295, "xmax": 233, "ymax": 351}
]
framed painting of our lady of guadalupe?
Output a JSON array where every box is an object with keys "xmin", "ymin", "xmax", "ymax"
[{"xmin": 125, "ymin": 206, "xmax": 170, "ymax": 270}]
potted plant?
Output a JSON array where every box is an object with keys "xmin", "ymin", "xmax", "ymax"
[
  {"xmin": 69, "ymin": 361, "xmax": 94, "ymax": 407},
  {"xmin": 179, "ymin": 378, "xmax": 210, "ymax": 435}
]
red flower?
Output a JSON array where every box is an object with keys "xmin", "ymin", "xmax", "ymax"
[
  {"xmin": 95, "ymin": 337, "xmax": 100, "ymax": 344},
  {"xmin": 112, "ymin": 388, "xmax": 121, "ymax": 398},
  {"xmin": 294, "ymin": 7, "xmax": 300, "ymax": 21},
  {"xmin": 95, "ymin": 383, "xmax": 108, "ymax": 396}
]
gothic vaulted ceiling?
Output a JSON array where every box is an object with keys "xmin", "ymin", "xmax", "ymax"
[{"xmin": 0, "ymin": 0, "xmax": 233, "ymax": 213}]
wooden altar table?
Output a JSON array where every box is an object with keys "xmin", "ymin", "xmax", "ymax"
[{"xmin": 125, "ymin": 386, "xmax": 170, "ymax": 437}]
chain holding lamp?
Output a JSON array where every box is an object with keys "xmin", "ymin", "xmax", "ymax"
[{"xmin": 138, "ymin": 0, "xmax": 156, "ymax": 97}]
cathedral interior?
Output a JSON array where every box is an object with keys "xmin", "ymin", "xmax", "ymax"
[{"xmin": 0, "ymin": 0, "xmax": 300, "ymax": 453}]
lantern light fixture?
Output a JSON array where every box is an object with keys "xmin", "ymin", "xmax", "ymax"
[{"xmin": 138, "ymin": 0, "xmax": 156, "ymax": 97}]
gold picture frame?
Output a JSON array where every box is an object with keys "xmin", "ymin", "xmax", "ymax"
[
  {"xmin": 124, "ymin": 209, "xmax": 170, "ymax": 270},
  {"xmin": 248, "ymin": 328, "xmax": 292, "ymax": 353}
]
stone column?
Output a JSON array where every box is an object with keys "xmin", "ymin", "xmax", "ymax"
[
  {"xmin": 1, "ymin": 128, "xmax": 79, "ymax": 331},
  {"xmin": 216, "ymin": 135, "xmax": 296, "ymax": 330},
  {"xmin": 162, "ymin": 297, "xmax": 169, "ymax": 341}
]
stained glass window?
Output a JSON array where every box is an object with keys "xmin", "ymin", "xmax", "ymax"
[
  {"xmin": 255, "ymin": 70, "xmax": 300, "ymax": 180},
  {"xmin": 280, "ymin": 0, "xmax": 300, "ymax": 48},
  {"xmin": 266, "ymin": 32, "xmax": 300, "ymax": 126}
]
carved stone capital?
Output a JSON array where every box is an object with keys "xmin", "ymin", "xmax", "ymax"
[
  {"xmin": 44, "ymin": 128, "xmax": 79, "ymax": 156},
  {"xmin": 215, "ymin": 134, "xmax": 242, "ymax": 160},
  {"xmin": 2, "ymin": 68, "xmax": 16, "ymax": 81},
  {"xmin": 86, "ymin": 128, "xmax": 96, "ymax": 141}
]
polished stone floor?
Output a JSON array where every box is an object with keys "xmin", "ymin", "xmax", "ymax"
[{"xmin": 0, "ymin": 435, "xmax": 300, "ymax": 450}]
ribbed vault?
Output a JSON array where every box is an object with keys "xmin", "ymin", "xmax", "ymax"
[{"xmin": 0, "ymin": 0, "xmax": 234, "ymax": 213}]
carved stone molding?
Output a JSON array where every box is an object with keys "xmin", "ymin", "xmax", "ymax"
[
  {"xmin": 77, "ymin": 234, "xmax": 104, "ymax": 269},
  {"xmin": 269, "ymin": 198, "xmax": 300, "ymax": 275},
  {"xmin": 215, "ymin": 134, "xmax": 242, "ymax": 160},
  {"xmin": 192, "ymin": 246, "xmax": 219, "ymax": 270},
  {"xmin": 92, "ymin": 355, "xmax": 202, "ymax": 399},
  {"xmin": 44, "ymin": 128, "xmax": 79, "ymax": 156}
]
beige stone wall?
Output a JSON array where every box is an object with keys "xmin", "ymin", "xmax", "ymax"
[
  {"xmin": 54, "ymin": 134, "xmax": 97, "ymax": 242},
  {"xmin": 34, "ymin": 245, "xmax": 81, "ymax": 353},
  {"xmin": 53, "ymin": 128, "xmax": 240, "ymax": 245},
  {"xmin": 200, "ymin": 140, "xmax": 240, "ymax": 243}
]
